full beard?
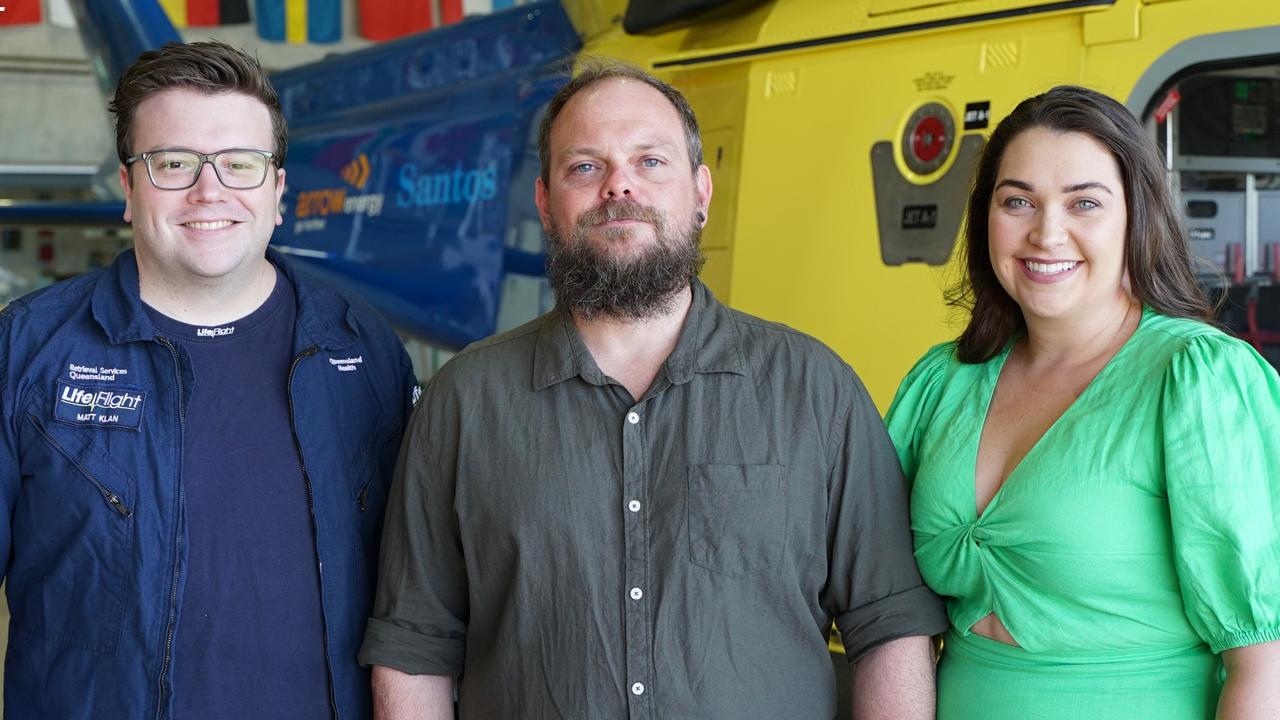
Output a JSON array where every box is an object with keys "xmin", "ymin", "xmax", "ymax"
[{"xmin": 544, "ymin": 198, "xmax": 706, "ymax": 321}]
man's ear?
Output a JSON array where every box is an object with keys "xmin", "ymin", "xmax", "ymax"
[
  {"xmin": 535, "ymin": 176, "xmax": 552, "ymax": 230},
  {"xmin": 119, "ymin": 165, "xmax": 134, "ymax": 223},
  {"xmin": 694, "ymin": 164, "xmax": 713, "ymax": 224}
]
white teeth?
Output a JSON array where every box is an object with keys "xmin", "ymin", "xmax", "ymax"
[
  {"xmin": 1025, "ymin": 260, "xmax": 1078, "ymax": 274},
  {"xmin": 185, "ymin": 220, "xmax": 233, "ymax": 230}
]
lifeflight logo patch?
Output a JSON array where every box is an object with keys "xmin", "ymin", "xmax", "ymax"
[{"xmin": 55, "ymin": 381, "xmax": 146, "ymax": 430}]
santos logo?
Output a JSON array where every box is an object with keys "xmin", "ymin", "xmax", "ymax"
[
  {"xmin": 60, "ymin": 386, "xmax": 143, "ymax": 413},
  {"xmin": 396, "ymin": 162, "xmax": 498, "ymax": 209}
]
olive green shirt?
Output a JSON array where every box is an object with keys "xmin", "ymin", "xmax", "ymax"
[{"xmin": 360, "ymin": 281, "xmax": 945, "ymax": 719}]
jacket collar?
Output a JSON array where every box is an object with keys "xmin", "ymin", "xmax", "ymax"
[
  {"xmin": 90, "ymin": 247, "xmax": 359, "ymax": 351},
  {"xmin": 272, "ymin": 248, "xmax": 360, "ymax": 351},
  {"xmin": 531, "ymin": 280, "xmax": 746, "ymax": 391}
]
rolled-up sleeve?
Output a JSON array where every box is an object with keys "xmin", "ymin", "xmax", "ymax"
[
  {"xmin": 822, "ymin": 376, "xmax": 948, "ymax": 662},
  {"xmin": 359, "ymin": 380, "xmax": 469, "ymax": 676}
]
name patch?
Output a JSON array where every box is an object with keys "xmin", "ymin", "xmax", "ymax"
[
  {"xmin": 55, "ymin": 381, "xmax": 146, "ymax": 430},
  {"xmin": 329, "ymin": 355, "xmax": 363, "ymax": 373}
]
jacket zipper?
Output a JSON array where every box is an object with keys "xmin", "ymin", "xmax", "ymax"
[
  {"xmin": 154, "ymin": 336, "xmax": 186, "ymax": 720},
  {"xmin": 287, "ymin": 345, "xmax": 341, "ymax": 720},
  {"xmin": 25, "ymin": 414, "xmax": 132, "ymax": 517}
]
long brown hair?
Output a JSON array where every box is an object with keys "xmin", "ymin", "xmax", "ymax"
[{"xmin": 949, "ymin": 85, "xmax": 1212, "ymax": 363}]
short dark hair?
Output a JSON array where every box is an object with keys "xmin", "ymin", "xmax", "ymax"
[
  {"xmin": 109, "ymin": 40, "xmax": 287, "ymax": 168},
  {"xmin": 949, "ymin": 85, "xmax": 1212, "ymax": 362},
  {"xmin": 537, "ymin": 59, "xmax": 702, "ymax": 185}
]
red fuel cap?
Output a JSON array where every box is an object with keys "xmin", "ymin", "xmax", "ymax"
[
  {"xmin": 900, "ymin": 103, "xmax": 956, "ymax": 176},
  {"xmin": 912, "ymin": 115, "xmax": 947, "ymax": 163}
]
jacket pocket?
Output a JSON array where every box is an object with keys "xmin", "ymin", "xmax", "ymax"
[
  {"xmin": 15, "ymin": 412, "xmax": 135, "ymax": 654},
  {"xmin": 687, "ymin": 463, "xmax": 787, "ymax": 577},
  {"xmin": 350, "ymin": 424, "xmax": 400, "ymax": 512},
  {"xmin": 351, "ymin": 445, "xmax": 376, "ymax": 512}
]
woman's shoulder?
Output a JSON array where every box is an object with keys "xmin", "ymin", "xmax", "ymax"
[
  {"xmin": 1139, "ymin": 310, "xmax": 1279, "ymax": 390},
  {"xmin": 1139, "ymin": 311, "xmax": 1261, "ymax": 365},
  {"xmin": 1139, "ymin": 310, "xmax": 1229, "ymax": 344},
  {"xmin": 886, "ymin": 341, "xmax": 967, "ymax": 473},
  {"xmin": 887, "ymin": 341, "xmax": 967, "ymax": 423},
  {"xmin": 908, "ymin": 340, "xmax": 962, "ymax": 377},
  {"xmin": 892, "ymin": 341, "xmax": 963, "ymax": 398}
]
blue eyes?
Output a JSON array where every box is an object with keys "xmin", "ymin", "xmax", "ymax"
[
  {"xmin": 1000, "ymin": 196, "xmax": 1101, "ymax": 211},
  {"xmin": 568, "ymin": 158, "xmax": 664, "ymax": 175}
]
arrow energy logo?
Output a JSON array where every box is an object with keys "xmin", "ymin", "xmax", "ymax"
[
  {"xmin": 293, "ymin": 152, "xmax": 385, "ymax": 234},
  {"xmin": 341, "ymin": 153, "xmax": 371, "ymax": 189}
]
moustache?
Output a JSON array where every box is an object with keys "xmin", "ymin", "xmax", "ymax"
[{"xmin": 577, "ymin": 199, "xmax": 664, "ymax": 229}]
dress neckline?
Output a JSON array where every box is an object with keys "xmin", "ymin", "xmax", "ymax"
[{"xmin": 969, "ymin": 305, "xmax": 1153, "ymax": 522}]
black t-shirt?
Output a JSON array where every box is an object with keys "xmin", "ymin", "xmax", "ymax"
[{"xmin": 146, "ymin": 271, "xmax": 331, "ymax": 718}]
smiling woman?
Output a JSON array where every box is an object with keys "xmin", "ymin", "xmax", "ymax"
[
  {"xmin": 987, "ymin": 127, "xmax": 1131, "ymax": 327},
  {"xmin": 885, "ymin": 85, "xmax": 1280, "ymax": 719}
]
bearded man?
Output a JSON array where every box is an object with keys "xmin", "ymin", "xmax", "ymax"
[{"xmin": 360, "ymin": 60, "xmax": 947, "ymax": 720}]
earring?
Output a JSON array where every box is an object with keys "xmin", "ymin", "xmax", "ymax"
[{"xmin": 696, "ymin": 210, "xmax": 707, "ymax": 223}]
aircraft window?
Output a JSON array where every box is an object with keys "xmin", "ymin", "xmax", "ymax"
[{"xmin": 1178, "ymin": 75, "xmax": 1280, "ymax": 158}]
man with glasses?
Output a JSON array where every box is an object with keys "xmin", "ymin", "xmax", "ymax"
[{"xmin": 0, "ymin": 41, "xmax": 415, "ymax": 719}]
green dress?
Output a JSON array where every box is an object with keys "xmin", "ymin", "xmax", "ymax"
[{"xmin": 886, "ymin": 309, "xmax": 1280, "ymax": 719}]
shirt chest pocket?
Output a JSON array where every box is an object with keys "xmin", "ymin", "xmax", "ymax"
[
  {"xmin": 16, "ymin": 411, "xmax": 136, "ymax": 655},
  {"xmin": 687, "ymin": 463, "xmax": 787, "ymax": 577}
]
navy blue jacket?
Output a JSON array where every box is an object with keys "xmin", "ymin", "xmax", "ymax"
[{"xmin": 0, "ymin": 249, "xmax": 416, "ymax": 719}]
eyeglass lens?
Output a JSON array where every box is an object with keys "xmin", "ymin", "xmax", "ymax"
[{"xmin": 146, "ymin": 150, "xmax": 270, "ymax": 189}]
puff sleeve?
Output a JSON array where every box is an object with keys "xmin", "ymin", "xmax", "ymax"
[
  {"xmin": 1162, "ymin": 333, "xmax": 1280, "ymax": 653},
  {"xmin": 885, "ymin": 342, "xmax": 957, "ymax": 481}
]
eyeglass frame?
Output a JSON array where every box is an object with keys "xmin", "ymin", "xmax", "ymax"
[{"xmin": 124, "ymin": 148, "xmax": 278, "ymax": 190}]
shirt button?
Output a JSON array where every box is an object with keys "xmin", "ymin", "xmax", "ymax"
[
  {"xmin": 627, "ymin": 411, "xmax": 640, "ymax": 424},
  {"xmin": 628, "ymin": 500, "xmax": 641, "ymax": 512},
  {"xmin": 631, "ymin": 682, "xmax": 645, "ymax": 696},
  {"xmin": 629, "ymin": 587, "xmax": 643, "ymax": 600}
]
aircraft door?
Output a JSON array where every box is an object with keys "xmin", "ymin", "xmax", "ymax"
[{"xmin": 1134, "ymin": 45, "xmax": 1280, "ymax": 369}]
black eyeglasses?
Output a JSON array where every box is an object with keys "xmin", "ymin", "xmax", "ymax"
[{"xmin": 125, "ymin": 148, "xmax": 276, "ymax": 190}]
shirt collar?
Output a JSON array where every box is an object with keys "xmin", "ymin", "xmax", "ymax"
[{"xmin": 531, "ymin": 280, "xmax": 746, "ymax": 391}]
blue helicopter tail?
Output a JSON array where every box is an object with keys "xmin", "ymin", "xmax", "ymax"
[{"xmin": 68, "ymin": 0, "xmax": 183, "ymax": 100}]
